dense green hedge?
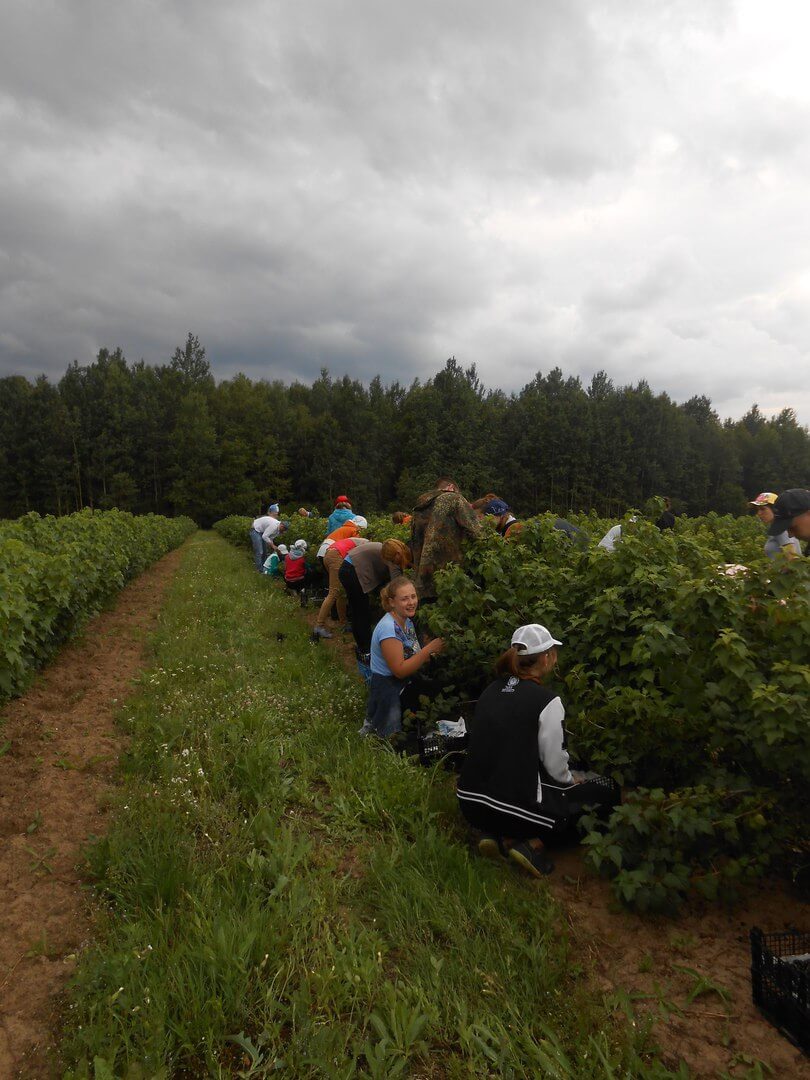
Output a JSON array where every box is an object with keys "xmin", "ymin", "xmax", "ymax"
[
  {"xmin": 426, "ymin": 515, "xmax": 809, "ymax": 910},
  {"xmin": 215, "ymin": 506, "xmax": 809, "ymax": 911},
  {"xmin": 0, "ymin": 510, "xmax": 196, "ymax": 703}
]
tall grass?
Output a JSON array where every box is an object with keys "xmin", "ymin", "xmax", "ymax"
[{"xmin": 63, "ymin": 533, "xmax": 679, "ymax": 1078}]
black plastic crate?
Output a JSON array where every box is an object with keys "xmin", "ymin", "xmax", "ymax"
[
  {"xmin": 750, "ymin": 927, "xmax": 810, "ymax": 1053},
  {"xmin": 418, "ymin": 732, "xmax": 468, "ymax": 771}
]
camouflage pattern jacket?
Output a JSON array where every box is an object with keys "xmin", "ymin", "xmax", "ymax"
[{"xmin": 410, "ymin": 489, "xmax": 480, "ymax": 600}]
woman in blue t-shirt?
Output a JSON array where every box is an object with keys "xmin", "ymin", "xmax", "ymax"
[{"xmin": 360, "ymin": 577, "xmax": 444, "ymax": 738}]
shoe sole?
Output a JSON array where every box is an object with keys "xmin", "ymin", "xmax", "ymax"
[
  {"xmin": 509, "ymin": 846, "xmax": 554, "ymax": 878},
  {"xmin": 478, "ymin": 837, "xmax": 504, "ymax": 861}
]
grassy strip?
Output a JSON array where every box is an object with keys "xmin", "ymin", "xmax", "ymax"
[{"xmin": 63, "ymin": 532, "xmax": 677, "ymax": 1078}]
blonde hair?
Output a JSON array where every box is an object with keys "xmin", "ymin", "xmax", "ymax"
[
  {"xmin": 380, "ymin": 576, "xmax": 416, "ymax": 611},
  {"xmin": 381, "ymin": 538, "xmax": 412, "ymax": 568}
]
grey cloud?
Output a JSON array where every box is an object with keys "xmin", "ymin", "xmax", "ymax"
[
  {"xmin": 1, "ymin": 0, "xmax": 810, "ymax": 424},
  {"xmin": 583, "ymin": 249, "xmax": 694, "ymax": 315}
]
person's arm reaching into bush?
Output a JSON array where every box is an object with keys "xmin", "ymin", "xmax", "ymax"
[{"xmin": 380, "ymin": 635, "xmax": 444, "ymax": 680}]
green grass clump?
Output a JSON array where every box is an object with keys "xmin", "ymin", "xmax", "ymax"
[{"xmin": 62, "ymin": 533, "xmax": 677, "ymax": 1078}]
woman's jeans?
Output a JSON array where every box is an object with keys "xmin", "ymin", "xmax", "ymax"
[
  {"xmin": 364, "ymin": 673, "xmax": 405, "ymax": 737},
  {"xmin": 249, "ymin": 528, "xmax": 265, "ymax": 571}
]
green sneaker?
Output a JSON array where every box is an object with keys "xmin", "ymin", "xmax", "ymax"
[
  {"xmin": 478, "ymin": 835, "xmax": 507, "ymax": 861},
  {"xmin": 508, "ymin": 840, "xmax": 554, "ymax": 877}
]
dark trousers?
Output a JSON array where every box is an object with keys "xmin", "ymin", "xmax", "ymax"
[
  {"xmin": 339, "ymin": 562, "xmax": 372, "ymax": 654},
  {"xmin": 459, "ymin": 775, "xmax": 619, "ymax": 839}
]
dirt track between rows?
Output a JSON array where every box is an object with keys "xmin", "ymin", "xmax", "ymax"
[
  {"xmin": 302, "ymin": 590, "xmax": 810, "ymax": 1078},
  {"xmin": 0, "ymin": 545, "xmax": 186, "ymax": 1078}
]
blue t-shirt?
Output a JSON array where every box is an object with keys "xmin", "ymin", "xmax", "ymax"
[{"xmin": 370, "ymin": 613, "xmax": 420, "ymax": 676}]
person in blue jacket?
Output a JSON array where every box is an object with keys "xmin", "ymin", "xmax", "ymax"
[{"xmin": 326, "ymin": 495, "xmax": 355, "ymax": 535}]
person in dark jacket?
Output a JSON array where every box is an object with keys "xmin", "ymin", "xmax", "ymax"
[
  {"xmin": 655, "ymin": 496, "xmax": 676, "ymax": 531},
  {"xmin": 457, "ymin": 624, "xmax": 615, "ymax": 877},
  {"xmin": 410, "ymin": 477, "xmax": 480, "ymax": 601},
  {"xmin": 767, "ymin": 488, "xmax": 810, "ymax": 552}
]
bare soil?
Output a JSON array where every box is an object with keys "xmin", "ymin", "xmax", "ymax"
[
  {"xmin": 548, "ymin": 847, "xmax": 809, "ymax": 1078},
  {"xmin": 0, "ymin": 546, "xmax": 186, "ymax": 1079},
  {"xmin": 301, "ymin": 588, "xmax": 809, "ymax": 1078}
]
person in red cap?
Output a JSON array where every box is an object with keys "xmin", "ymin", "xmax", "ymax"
[{"xmin": 326, "ymin": 496, "xmax": 354, "ymax": 535}]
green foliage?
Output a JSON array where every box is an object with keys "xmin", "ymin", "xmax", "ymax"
[
  {"xmin": 4, "ymin": 345, "xmax": 810, "ymax": 521},
  {"xmin": 581, "ymin": 785, "xmax": 775, "ymax": 914},
  {"xmin": 423, "ymin": 513, "xmax": 809, "ymax": 910},
  {"xmin": 0, "ymin": 509, "xmax": 195, "ymax": 704}
]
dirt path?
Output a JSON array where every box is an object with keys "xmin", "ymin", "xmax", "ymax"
[
  {"xmin": 299, "ymin": 587, "xmax": 809, "ymax": 1077},
  {"xmin": 0, "ymin": 545, "xmax": 187, "ymax": 1078},
  {"xmin": 547, "ymin": 848, "xmax": 809, "ymax": 1078}
]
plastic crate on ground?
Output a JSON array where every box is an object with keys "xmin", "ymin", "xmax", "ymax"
[{"xmin": 750, "ymin": 927, "xmax": 810, "ymax": 1054}]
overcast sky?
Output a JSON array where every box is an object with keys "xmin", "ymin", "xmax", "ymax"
[{"xmin": 2, "ymin": 0, "xmax": 810, "ymax": 422}]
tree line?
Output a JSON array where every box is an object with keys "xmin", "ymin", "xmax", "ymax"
[{"xmin": 1, "ymin": 333, "xmax": 809, "ymax": 526}]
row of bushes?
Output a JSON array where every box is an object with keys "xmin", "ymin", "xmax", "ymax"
[
  {"xmin": 214, "ymin": 507, "xmax": 809, "ymax": 911},
  {"xmin": 0, "ymin": 509, "xmax": 196, "ymax": 703}
]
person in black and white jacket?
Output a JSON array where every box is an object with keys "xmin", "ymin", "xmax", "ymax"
[{"xmin": 457, "ymin": 624, "xmax": 615, "ymax": 877}]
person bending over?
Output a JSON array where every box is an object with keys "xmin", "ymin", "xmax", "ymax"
[
  {"xmin": 411, "ymin": 477, "xmax": 480, "ymax": 601},
  {"xmin": 313, "ymin": 535, "xmax": 369, "ymax": 639},
  {"xmin": 484, "ymin": 498, "xmax": 522, "ymax": 539},
  {"xmin": 457, "ymin": 624, "xmax": 615, "ymax": 877},
  {"xmin": 360, "ymin": 577, "xmax": 445, "ymax": 738},
  {"xmin": 339, "ymin": 539, "xmax": 412, "ymax": 656},
  {"xmin": 249, "ymin": 504, "xmax": 280, "ymax": 570},
  {"xmin": 327, "ymin": 515, "xmax": 368, "ymax": 541},
  {"xmin": 262, "ymin": 543, "xmax": 288, "ymax": 576}
]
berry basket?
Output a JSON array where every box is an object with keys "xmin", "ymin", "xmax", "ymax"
[
  {"xmin": 417, "ymin": 731, "xmax": 468, "ymax": 771},
  {"xmin": 750, "ymin": 927, "xmax": 810, "ymax": 1053}
]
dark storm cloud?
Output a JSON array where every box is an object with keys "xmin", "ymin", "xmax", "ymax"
[{"xmin": 1, "ymin": 0, "xmax": 809, "ymax": 422}]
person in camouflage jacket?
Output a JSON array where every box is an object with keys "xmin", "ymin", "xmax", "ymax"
[{"xmin": 410, "ymin": 477, "xmax": 481, "ymax": 600}]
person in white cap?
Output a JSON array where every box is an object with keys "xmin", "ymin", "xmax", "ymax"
[
  {"xmin": 457, "ymin": 624, "xmax": 616, "ymax": 877},
  {"xmin": 261, "ymin": 544, "xmax": 288, "ymax": 576},
  {"xmin": 325, "ymin": 515, "xmax": 368, "ymax": 542}
]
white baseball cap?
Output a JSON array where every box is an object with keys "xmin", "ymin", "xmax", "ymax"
[
  {"xmin": 352, "ymin": 515, "xmax": 368, "ymax": 529},
  {"xmin": 511, "ymin": 624, "xmax": 562, "ymax": 655},
  {"xmin": 277, "ymin": 544, "xmax": 289, "ymax": 555}
]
